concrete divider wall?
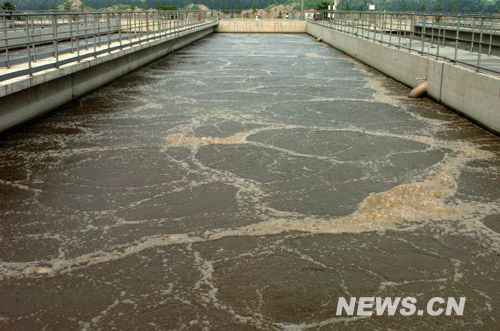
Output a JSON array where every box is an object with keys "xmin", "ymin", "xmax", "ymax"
[
  {"xmin": 307, "ymin": 22, "xmax": 500, "ymax": 134},
  {"xmin": 0, "ymin": 24, "xmax": 216, "ymax": 132},
  {"xmin": 217, "ymin": 20, "xmax": 307, "ymax": 33}
]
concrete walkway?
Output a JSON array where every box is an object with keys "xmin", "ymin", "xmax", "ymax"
[{"xmin": 0, "ymin": 22, "xmax": 215, "ymax": 83}]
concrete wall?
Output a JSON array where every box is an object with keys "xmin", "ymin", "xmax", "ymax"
[
  {"xmin": 307, "ymin": 22, "xmax": 500, "ymax": 134},
  {"xmin": 217, "ymin": 20, "xmax": 307, "ymax": 33},
  {"xmin": 0, "ymin": 23, "xmax": 216, "ymax": 132}
]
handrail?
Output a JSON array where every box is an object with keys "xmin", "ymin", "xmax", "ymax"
[
  {"xmin": 0, "ymin": 10, "xmax": 220, "ymax": 82},
  {"xmin": 312, "ymin": 10, "xmax": 500, "ymax": 75}
]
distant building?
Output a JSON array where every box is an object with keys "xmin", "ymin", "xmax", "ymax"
[{"xmin": 304, "ymin": 10, "xmax": 317, "ymax": 20}]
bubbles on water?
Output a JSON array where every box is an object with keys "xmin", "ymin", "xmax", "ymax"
[{"xmin": 1, "ymin": 33, "xmax": 499, "ymax": 330}]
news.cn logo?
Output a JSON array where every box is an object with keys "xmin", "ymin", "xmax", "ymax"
[{"xmin": 336, "ymin": 297, "xmax": 466, "ymax": 317}]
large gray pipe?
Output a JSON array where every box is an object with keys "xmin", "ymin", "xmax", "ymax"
[{"xmin": 408, "ymin": 81, "xmax": 428, "ymax": 98}]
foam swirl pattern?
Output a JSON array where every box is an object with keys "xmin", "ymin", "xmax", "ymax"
[{"xmin": 0, "ymin": 34, "xmax": 499, "ymax": 330}]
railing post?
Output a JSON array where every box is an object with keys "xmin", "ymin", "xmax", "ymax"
[
  {"xmin": 430, "ymin": 18, "xmax": 434, "ymax": 45},
  {"xmin": 133, "ymin": 11, "xmax": 137, "ymax": 40},
  {"xmin": 477, "ymin": 17, "xmax": 484, "ymax": 71},
  {"xmin": 152, "ymin": 11, "xmax": 156, "ymax": 39},
  {"xmin": 25, "ymin": 16, "xmax": 32, "ymax": 75},
  {"xmin": 107, "ymin": 12, "xmax": 111, "ymax": 53},
  {"xmin": 119, "ymin": 12, "xmax": 122, "ymax": 49},
  {"xmin": 138, "ymin": 11, "xmax": 142, "ymax": 39},
  {"xmin": 342, "ymin": 13, "xmax": 345, "ymax": 33},
  {"xmin": 347, "ymin": 12, "xmax": 351, "ymax": 34},
  {"xmin": 30, "ymin": 15, "xmax": 36, "ymax": 62},
  {"xmin": 358, "ymin": 13, "xmax": 364, "ymax": 38},
  {"xmin": 169, "ymin": 11, "xmax": 172, "ymax": 36},
  {"xmin": 381, "ymin": 12, "xmax": 386, "ymax": 42},
  {"xmin": 341, "ymin": 12, "xmax": 345, "ymax": 33},
  {"xmin": 84, "ymin": 13, "xmax": 88, "ymax": 50},
  {"xmin": 166, "ymin": 11, "xmax": 169, "ymax": 36},
  {"xmin": 454, "ymin": 15, "xmax": 460, "ymax": 62},
  {"xmin": 165, "ymin": 11, "xmax": 172, "ymax": 36},
  {"xmin": 339, "ymin": 11, "xmax": 343, "ymax": 32},
  {"xmin": 126, "ymin": 12, "xmax": 130, "ymax": 44},
  {"xmin": 389, "ymin": 14, "xmax": 393, "ymax": 45},
  {"xmin": 368, "ymin": 13, "xmax": 371, "ymax": 39},
  {"xmin": 158, "ymin": 11, "xmax": 161, "ymax": 36},
  {"xmin": 365, "ymin": 13, "xmax": 369, "ymax": 39},
  {"xmin": 470, "ymin": 18, "xmax": 475, "ymax": 52},
  {"xmin": 402, "ymin": 13, "xmax": 407, "ymax": 40},
  {"xmin": 397, "ymin": 14, "xmax": 402, "ymax": 47},
  {"xmin": 53, "ymin": 14, "xmax": 59, "ymax": 67},
  {"xmin": 70, "ymin": 12, "xmax": 74, "ymax": 53},
  {"xmin": 76, "ymin": 13, "xmax": 80, "ymax": 61},
  {"xmin": 146, "ymin": 11, "xmax": 150, "ymax": 41},
  {"xmin": 93, "ymin": 13, "xmax": 97, "ymax": 58},
  {"xmin": 441, "ymin": 17, "xmax": 446, "ymax": 46},
  {"xmin": 361, "ymin": 13, "xmax": 365, "ymax": 39},
  {"xmin": 3, "ymin": 14, "xmax": 10, "ymax": 68},
  {"xmin": 159, "ymin": 11, "xmax": 162, "ymax": 36},
  {"xmin": 409, "ymin": 14, "xmax": 415, "ymax": 51},
  {"xmin": 355, "ymin": 13, "xmax": 359, "ymax": 36},
  {"xmin": 436, "ymin": 16, "xmax": 442, "ymax": 58},
  {"xmin": 488, "ymin": 33, "xmax": 492, "ymax": 56},
  {"xmin": 420, "ymin": 15, "xmax": 426, "ymax": 54},
  {"xmin": 158, "ymin": 11, "xmax": 161, "ymax": 37}
]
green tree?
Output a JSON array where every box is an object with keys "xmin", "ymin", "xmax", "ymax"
[
  {"xmin": 338, "ymin": 0, "xmax": 351, "ymax": 10},
  {"xmin": 317, "ymin": 0, "xmax": 329, "ymax": 10},
  {"xmin": 63, "ymin": 1, "xmax": 72, "ymax": 11},
  {"xmin": 0, "ymin": 1, "xmax": 16, "ymax": 11},
  {"xmin": 157, "ymin": 4, "xmax": 177, "ymax": 10},
  {"xmin": 450, "ymin": 0, "xmax": 458, "ymax": 13}
]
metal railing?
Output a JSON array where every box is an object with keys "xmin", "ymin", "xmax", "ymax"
[
  {"xmin": 0, "ymin": 10, "xmax": 219, "ymax": 81},
  {"xmin": 219, "ymin": 10, "xmax": 303, "ymax": 20},
  {"xmin": 312, "ymin": 11, "xmax": 500, "ymax": 75}
]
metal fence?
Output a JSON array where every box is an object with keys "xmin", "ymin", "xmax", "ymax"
[
  {"xmin": 2, "ymin": 10, "xmax": 499, "ymax": 81},
  {"xmin": 219, "ymin": 10, "xmax": 303, "ymax": 20},
  {"xmin": 312, "ymin": 11, "xmax": 500, "ymax": 75},
  {"xmin": 0, "ymin": 10, "xmax": 219, "ymax": 81}
]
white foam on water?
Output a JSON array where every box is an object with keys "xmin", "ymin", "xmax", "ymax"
[
  {"xmin": 2, "ymin": 132, "xmax": 497, "ymax": 281},
  {"xmin": 1, "ymin": 38, "xmax": 499, "ymax": 328}
]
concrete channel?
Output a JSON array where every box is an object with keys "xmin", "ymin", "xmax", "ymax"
[
  {"xmin": 0, "ymin": 32, "xmax": 499, "ymax": 330},
  {"xmin": 1, "ymin": 19, "xmax": 499, "ymax": 134}
]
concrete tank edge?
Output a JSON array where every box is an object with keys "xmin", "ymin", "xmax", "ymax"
[{"xmin": 306, "ymin": 22, "xmax": 500, "ymax": 136}]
